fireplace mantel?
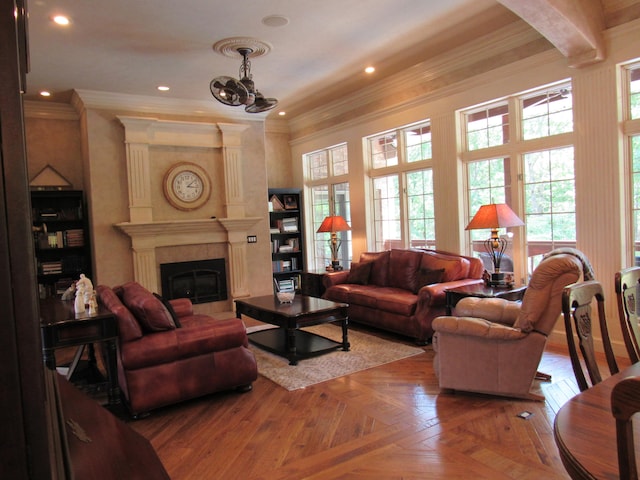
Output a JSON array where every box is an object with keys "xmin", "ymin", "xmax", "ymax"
[{"xmin": 115, "ymin": 217, "xmax": 262, "ymax": 298}]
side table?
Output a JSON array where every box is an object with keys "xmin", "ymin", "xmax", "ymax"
[
  {"xmin": 445, "ymin": 283, "xmax": 527, "ymax": 315},
  {"xmin": 300, "ymin": 270, "xmax": 328, "ymax": 298},
  {"xmin": 39, "ymin": 297, "xmax": 120, "ymax": 408}
]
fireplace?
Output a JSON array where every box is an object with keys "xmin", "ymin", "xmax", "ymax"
[{"xmin": 160, "ymin": 259, "xmax": 227, "ymax": 304}]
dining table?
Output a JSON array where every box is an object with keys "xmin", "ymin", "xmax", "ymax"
[{"xmin": 554, "ymin": 362, "xmax": 640, "ymax": 479}]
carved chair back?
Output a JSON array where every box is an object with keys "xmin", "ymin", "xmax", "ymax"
[{"xmin": 562, "ymin": 280, "xmax": 619, "ymax": 391}]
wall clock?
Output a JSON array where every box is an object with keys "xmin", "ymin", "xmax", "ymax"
[{"xmin": 163, "ymin": 162, "xmax": 212, "ymax": 211}]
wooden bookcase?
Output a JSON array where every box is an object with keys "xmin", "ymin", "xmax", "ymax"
[
  {"xmin": 268, "ymin": 188, "xmax": 304, "ymax": 293},
  {"xmin": 31, "ymin": 190, "xmax": 93, "ymax": 298}
]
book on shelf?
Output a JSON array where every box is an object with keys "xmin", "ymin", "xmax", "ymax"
[
  {"xmin": 277, "ymin": 217, "xmax": 298, "ymax": 233},
  {"xmin": 272, "ymin": 259, "xmax": 293, "ymax": 273},
  {"xmin": 278, "ymin": 245, "xmax": 294, "ymax": 253}
]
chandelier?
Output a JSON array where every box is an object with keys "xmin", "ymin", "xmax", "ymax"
[{"xmin": 210, "ymin": 47, "xmax": 278, "ymax": 113}]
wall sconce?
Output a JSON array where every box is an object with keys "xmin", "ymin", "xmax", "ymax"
[
  {"xmin": 466, "ymin": 203, "xmax": 524, "ymax": 286},
  {"xmin": 316, "ymin": 215, "xmax": 351, "ymax": 271}
]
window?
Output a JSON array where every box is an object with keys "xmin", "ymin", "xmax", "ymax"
[
  {"xmin": 466, "ymin": 158, "xmax": 512, "ymax": 259},
  {"xmin": 368, "ymin": 121, "xmax": 434, "ymax": 251},
  {"xmin": 405, "ymin": 123, "xmax": 432, "ymax": 163},
  {"xmin": 465, "ymin": 101, "xmax": 509, "ymax": 151},
  {"xmin": 372, "ymin": 175, "xmax": 401, "ymax": 251},
  {"xmin": 304, "ymin": 144, "xmax": 351, "ymax": 269},
  {"xmin": 461, "ymin": 81, "xmax": 575, "ymax": 276},
  {"xmin": 630, "ymin": 63, "xmax": 640, "ymax": 120},
  {"xmin": 626, "ymin": 63, "xmax": 640, "ymax": 264},
  {"xmin": 521, "ymin": 85, "xmax": 573, "ymax": 140},
  {"xmin": 369, "ymin": 132, "xmax": 398, "ymax": 168},
  {"xmin": 524, "ymin": 147, "xmax": 576, "ymax": 267}
]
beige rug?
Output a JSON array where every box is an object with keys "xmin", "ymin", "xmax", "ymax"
[{"xmin": 246, "ymin": 323, "xmax": 425, "ymax": 391}]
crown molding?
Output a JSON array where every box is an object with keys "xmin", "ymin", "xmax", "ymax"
[
  {"xmin": 70, "ymin": 89, "xmax": 271, "ymax": 122},
  {"xmin": 23, "ymin": 100, "xmax": 79, "ymax": 120}
]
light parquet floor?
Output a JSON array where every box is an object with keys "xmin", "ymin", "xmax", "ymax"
[{"xmin": 126, "ymin": 322, "xmax": 625, "ymax": 480}]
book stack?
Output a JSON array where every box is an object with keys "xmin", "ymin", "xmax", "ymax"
[
  {"xmin": 277, "ymin": 217, "xmax": 298, "ymax": 233},
  {"xmin": 64, "ymin": 229, "xmax": 84, "ymax": 247},
  {"xmin": 40, "ymin": 260, "xmax": 63, "ymax": 275}
]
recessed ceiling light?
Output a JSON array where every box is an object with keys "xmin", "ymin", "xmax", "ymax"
[
  {"xmin": 39, "ymin": 91, "xmax": 51, "ymax": 97},
  {"xmin": 52, "ymin": 15, "xmax": 70, "ymax": 26},
  {"xmin": 278, "ymin": 111, "xmax": 286, "ymax": 116},
  {"xmin": 262, "ymin": 15, "xmax": 289, "ymax": 27},
  {"xmin": 157, "ymin": 86, "xmax": 170, "ymax": 91},
  {"xmin": 365, "ymin": 66, "xmax": 375, "ymax": 74}
]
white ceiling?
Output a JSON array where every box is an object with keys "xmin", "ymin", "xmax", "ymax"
[{"xmin": 25, "ymin": 0, "xmax": 500, "ymax": 118}]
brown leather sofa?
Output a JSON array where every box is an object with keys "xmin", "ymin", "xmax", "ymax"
[
  {"xmin": 96, "ymin": 282, "xmax": 257, "ymax": 416},
  {"xmin": 322, "ymin": 249, "xmax": 483, "ymax": 344}
]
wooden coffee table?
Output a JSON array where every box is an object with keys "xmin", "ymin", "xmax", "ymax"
[{"xmin": 235, "ymin": 295, "xmax": 349, "ymax": 365}]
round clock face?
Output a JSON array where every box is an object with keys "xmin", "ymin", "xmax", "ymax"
[
  {"xmin": 173, "ymin": 171, "xmax": 204, "ymax": 202},
  {"xmin": 163, "ymin": 163, "xmax": 211, "ymax": 211}
]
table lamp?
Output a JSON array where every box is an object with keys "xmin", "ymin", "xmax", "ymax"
[
  {"xmin": 465, "ymin": 203, "xmax": 524, "ymax": 286},
  {"xmin": 317, "ymin": 215, "xmax": 351, "ymax": 271}
]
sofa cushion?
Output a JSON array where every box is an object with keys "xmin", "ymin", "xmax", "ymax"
[
  {"xmin": 360, "ymin": 251, "xmax": 390, "ymax": 286},
  {"xmin": 420, "ymin": 252, "xmax": 470, "ymax": 282},
  {"xmin": 119, "ymin": 282, "xmax": 176, "ymax": 332},
  {"xmin": 374, "ymin": 287, "xmax": 418, "ymax": 316},
  {"xmin": 413, "ymin": 267, "xmax": 445, "ymax": 293},
  {"xmin": 153, "ymin": 293, "xmax": 182, "ymax": 328},
  {"xmin": 97, "ymin": 285, "xmax": 143, "ymax": 342},
  {"xmin": 388, "ymin": 249, "xmax": 422, "ymax": 292},
  {"xmin": 346, "ymin": 262, "xmax": 372, "ymax": 285}
]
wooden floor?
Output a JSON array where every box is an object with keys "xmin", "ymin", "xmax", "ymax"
[{"xmin": 122, "ymin": 321, "xmax": 626, "ymax": 480}]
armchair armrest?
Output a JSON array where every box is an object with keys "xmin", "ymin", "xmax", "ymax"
[
  {"xmin": 454, "ymin": 297, "xmax": 521, "ymax": 326},
  {"xmin": 432, "ymin": 315, "xmax": 527, "ymax": 341}
]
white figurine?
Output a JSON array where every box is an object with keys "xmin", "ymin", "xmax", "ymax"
[
  {"xmin": 88, "ymin": 290, "xmax": 98, "ymax": 315},
  {"xmin": 74, "ymin": 273, "xmax": 93, "ymax": 314}
]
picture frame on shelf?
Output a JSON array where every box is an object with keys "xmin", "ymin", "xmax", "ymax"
[
  {"xmin": 283, "ymin": 195, "xmax": 298, "ymax": 210},
  {"xmin": 270, "ymin": 194, "xmax": 285, "ymax": 211}
]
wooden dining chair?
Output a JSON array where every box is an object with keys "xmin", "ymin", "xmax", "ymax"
[
  {"xmin": 611, "ymin": 376, "xmax": 640, "ymax": 480},
  {"xmin": 615, "ymin": 267, "xmax": 640, "ymax": 364},
  {"xmin": 562, "ymin": 280, "xmax": 619, "ymax": 391}
]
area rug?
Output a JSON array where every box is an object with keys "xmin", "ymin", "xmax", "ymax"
[{"xmin": 245, "ymin": 323, "xmax": 425, "ymax": 391}]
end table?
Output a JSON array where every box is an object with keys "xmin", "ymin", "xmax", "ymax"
[{"xmin": 445, "ymin": 283, "xmax": 527, "ymax": 315}]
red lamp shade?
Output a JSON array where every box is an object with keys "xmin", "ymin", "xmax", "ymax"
[
  {"xmin": 465, "ymin": 204, "xmax": 524, "ymax": 231},
  {"xmin": 316, "ymin": 215, "xmax": 351, "ymax": 233}
]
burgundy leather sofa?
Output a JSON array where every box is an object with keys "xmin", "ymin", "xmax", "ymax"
[
  {"xmin": 96, "ymin": 282, "xmax": 257, "ymax": 416},
  {"xmin": 322, "ymin": 249, "xmax": 483, "ymax": 344}
]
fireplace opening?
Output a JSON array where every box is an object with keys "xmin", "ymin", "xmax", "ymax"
[{"xmin": 160, "ymin": 259, "xmax": 227, "ymax": 304}]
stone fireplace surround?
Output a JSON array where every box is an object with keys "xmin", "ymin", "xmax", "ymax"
[{"xmin": 114, "ymin": 116, "xmax": 261, "ymax": 305}]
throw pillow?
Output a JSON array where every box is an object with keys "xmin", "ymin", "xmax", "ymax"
[
  {"xmin": 119, "ymin": 282, "xmax": 176, "ymax": 332},
  {"xmin": 153, "ymin": 293, "xmax": 182, "ymax": 328},
  {"xmin": 413, "ymin": 268, "xmax": 445, "ymax": 294},
  {"xmin": 347, "ymin": 261, "xmax": 372, "ymax": 285}
]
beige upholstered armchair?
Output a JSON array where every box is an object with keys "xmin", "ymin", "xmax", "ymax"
[{"xmin": 432, "ymin": 252, "xmax": 583, "ymax": 401}]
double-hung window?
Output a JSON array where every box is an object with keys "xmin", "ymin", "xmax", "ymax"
[
  {"xmin": 368, "ymin": 122, "xmax": 435, "ymax": 251},
  {"xmin": 305, "ymin": 144, "xmax": 351, "ymax": 270},
  {"xmin": 462, "ymin": 81, "xmax": 575, "ymax": 276},
  {"xmin": 625, "ymin": 62, "xmax": 640, "ymax": 265}
]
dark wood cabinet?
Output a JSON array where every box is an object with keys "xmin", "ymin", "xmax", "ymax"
[
  {"xmin": 31, "ymin": 190, "xmax": 93, "ymax": 298},
  {"xmin": 269, "ymin": 188, "xmax": 304, "ymax": 293}
]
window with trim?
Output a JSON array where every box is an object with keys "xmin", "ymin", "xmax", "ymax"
[
  {"xmin": 625, "ymin": 63, "xmax": 640, "ymax": 265},
  {"xmin": 462, "ymin": 81, "xmax": 575, "ymax": 275},
  {"xmin": 368, "ymin": 121, "xmax": 435, "ymax": 251},
  {"xmin": 305, "ymin": 144, "xmax": 351, "ymax": 270}
]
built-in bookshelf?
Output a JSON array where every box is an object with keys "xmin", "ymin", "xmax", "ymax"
[
  {"xmin": 31, "ymin": 190, "xmax": 92, "ymax": 298},
  {"xmin": 268, "ymin": 188, "xmax": 304, "ymax": 293}
]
